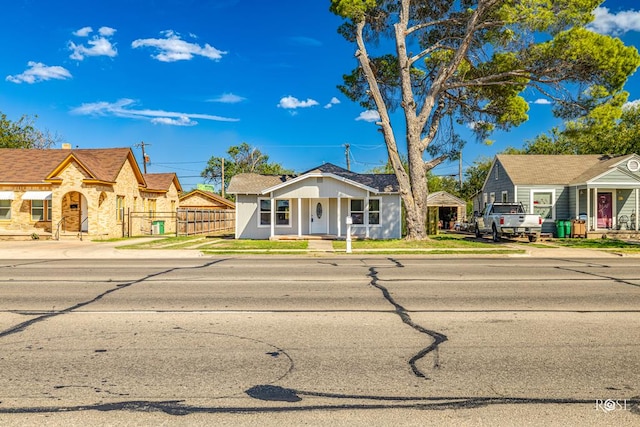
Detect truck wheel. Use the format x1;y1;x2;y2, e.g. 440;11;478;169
528;235;538;243
475;226;481;238
492;225;500;242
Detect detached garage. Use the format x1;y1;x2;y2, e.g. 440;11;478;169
427;191;467;231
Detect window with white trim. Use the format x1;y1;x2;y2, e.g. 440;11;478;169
350;199;364;224
275;199;290;226
349;198;381;226
0;200;11;220
531;190;554;219
368;199;380;225
501;191;508;202
258;198;291;227
31;200;51;221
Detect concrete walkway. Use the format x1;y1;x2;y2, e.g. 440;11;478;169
306;239;335;253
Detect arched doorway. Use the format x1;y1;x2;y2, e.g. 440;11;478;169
61;191;89;233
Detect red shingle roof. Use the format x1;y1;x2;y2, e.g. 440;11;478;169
143;173;182;192
0;147;140;184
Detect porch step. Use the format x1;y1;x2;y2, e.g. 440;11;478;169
0;231;52;241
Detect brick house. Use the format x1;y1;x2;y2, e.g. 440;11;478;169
0;147;181;239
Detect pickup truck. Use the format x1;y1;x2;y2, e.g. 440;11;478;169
473;202;542;242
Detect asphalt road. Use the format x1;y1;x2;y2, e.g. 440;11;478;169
0;256;638;426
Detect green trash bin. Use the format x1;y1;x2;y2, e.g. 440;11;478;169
555;220;565;238
152;220;165;234
564;220;571;238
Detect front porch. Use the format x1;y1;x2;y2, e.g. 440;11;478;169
575;187;639;234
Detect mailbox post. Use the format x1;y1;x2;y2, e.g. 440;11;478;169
345;216;352;253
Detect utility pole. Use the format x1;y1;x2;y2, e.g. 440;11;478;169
459;150;463;191
221;158;225;198
344;143;351;171
135;141;151;174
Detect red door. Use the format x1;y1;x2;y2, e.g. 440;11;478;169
597;192;612;229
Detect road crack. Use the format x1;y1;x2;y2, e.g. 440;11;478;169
367;260;447;379
0;259;228;340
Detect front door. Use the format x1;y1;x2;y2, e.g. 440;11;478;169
310;198;329;234
597;192;612;229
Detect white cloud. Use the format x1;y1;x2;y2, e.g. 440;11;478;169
533;98;552;105
324;97;341;109
6;61;72;84
99;26;116;37
69;26;117;60
277;96;319;109
355;110;380;122
209;93;246;103
70;98;239;125
151;116;196;126
587;7;640;35
73;26;93;37
623;99;640;110
132;30;226;62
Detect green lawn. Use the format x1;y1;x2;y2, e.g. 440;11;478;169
551;238;640;249
118;236;308;251
543;237;640;254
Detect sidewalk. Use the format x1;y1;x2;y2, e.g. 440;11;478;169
0;237;632;259
0;239;204;259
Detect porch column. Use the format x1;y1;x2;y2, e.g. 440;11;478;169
586;187;591;230
270;192;275;239
365;191;370;239
297;198;302;237
574;187;579;220
337;196;341;237
593;187;599;230
634;188;640;231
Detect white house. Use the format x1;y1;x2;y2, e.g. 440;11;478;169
227;163;401;240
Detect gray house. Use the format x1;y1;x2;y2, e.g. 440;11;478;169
482;154;640;236
227;163;401;240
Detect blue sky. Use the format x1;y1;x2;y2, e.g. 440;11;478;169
1;1;640;190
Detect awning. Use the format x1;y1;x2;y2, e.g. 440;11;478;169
0;191;15;200
21;191;52;200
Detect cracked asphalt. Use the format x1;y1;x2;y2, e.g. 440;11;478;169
0;256;638;426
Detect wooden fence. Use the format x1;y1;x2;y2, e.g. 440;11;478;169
176;208;235;236
126;209;235;237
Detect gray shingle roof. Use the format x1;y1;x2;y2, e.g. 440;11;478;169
495;154;631;185
227;163;399;194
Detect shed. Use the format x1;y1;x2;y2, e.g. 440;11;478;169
427;191;466;230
